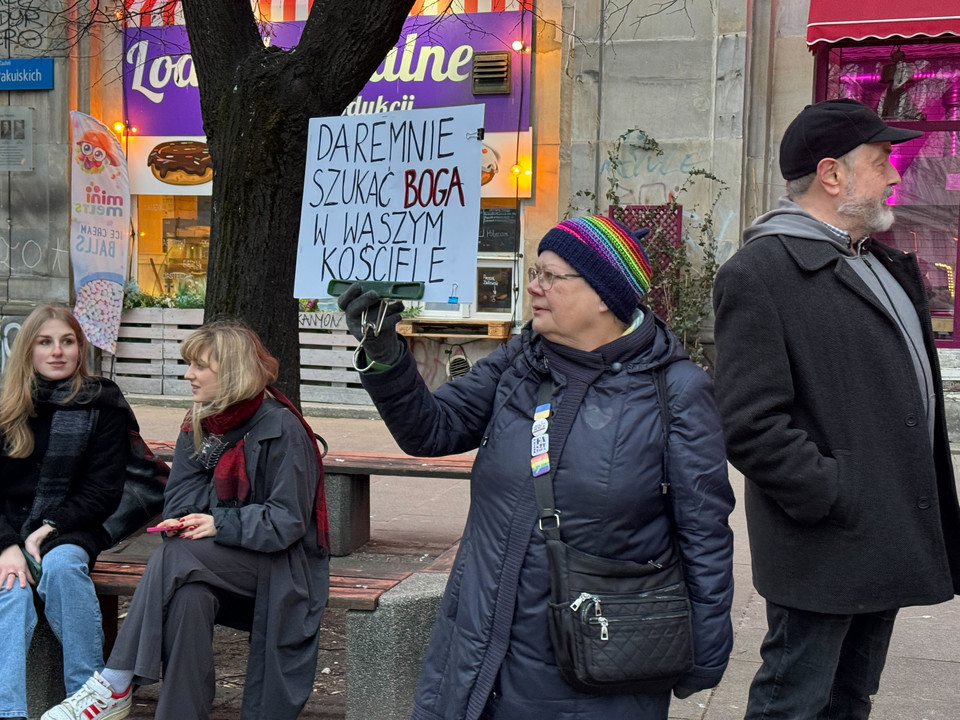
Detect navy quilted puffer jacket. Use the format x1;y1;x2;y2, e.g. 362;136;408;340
361;312;734;720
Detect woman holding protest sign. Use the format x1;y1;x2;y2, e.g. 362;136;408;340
338;215;735;719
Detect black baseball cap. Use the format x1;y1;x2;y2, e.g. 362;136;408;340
779;99;923;180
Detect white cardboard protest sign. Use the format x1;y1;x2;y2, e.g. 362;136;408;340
295;104;484;303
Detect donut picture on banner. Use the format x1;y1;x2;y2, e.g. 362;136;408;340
147;140;212;185
480;143;499;186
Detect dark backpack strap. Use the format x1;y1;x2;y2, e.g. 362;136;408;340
314;433;328;458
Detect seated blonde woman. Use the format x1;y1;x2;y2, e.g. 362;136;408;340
0;303;132;720
44;320;329;720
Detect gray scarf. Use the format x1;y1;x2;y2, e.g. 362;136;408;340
20;379;98;535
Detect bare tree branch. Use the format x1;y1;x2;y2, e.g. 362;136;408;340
632;0;695;33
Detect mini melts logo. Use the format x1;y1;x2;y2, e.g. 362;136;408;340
75;130;121;174
75;183;125;218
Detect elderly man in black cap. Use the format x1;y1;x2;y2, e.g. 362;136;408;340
713;98;960;719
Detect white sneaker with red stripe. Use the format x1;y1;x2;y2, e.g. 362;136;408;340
41;672;132;720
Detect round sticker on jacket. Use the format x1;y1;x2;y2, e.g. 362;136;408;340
532;418;548;436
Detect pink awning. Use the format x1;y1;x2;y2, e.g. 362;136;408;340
807;1;960;47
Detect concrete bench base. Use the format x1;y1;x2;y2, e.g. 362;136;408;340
26;616;65;720
345;572;449;720
325;471;372;556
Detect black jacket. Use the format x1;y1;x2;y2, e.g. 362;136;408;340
0;377;130;564
714;215;960;614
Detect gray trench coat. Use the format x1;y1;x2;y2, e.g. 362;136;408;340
163;398;329;719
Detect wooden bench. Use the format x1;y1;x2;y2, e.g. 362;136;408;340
29;448;469;716
29;539;462;717
145;441;476;556
319;450;474;555
91;531;463;654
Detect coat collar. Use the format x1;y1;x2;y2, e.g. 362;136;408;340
779;235;853;272
776;234;927;323
778;233;911;272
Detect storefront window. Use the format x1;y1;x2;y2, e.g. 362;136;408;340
135;195;210;298
420;198;521;319
822;42;960;345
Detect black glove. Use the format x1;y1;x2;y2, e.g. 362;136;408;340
337;282;404;366
673;686;698;700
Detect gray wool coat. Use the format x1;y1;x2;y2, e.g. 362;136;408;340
714;232;960;614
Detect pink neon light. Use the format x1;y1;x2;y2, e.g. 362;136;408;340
840;72;960;82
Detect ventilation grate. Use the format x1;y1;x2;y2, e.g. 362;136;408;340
448;349;472;379
471;51;511;95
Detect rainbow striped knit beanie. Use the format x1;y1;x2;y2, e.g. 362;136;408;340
537;215;652;324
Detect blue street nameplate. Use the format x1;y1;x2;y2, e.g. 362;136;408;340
0;58;54;91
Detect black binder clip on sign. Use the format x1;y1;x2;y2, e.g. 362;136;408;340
327;280;425;372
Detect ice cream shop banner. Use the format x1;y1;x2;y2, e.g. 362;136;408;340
122;11;532;197
69;112;131;354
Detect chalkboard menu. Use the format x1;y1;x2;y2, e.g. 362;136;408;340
478;206;519;253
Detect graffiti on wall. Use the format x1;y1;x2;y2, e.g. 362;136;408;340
408;337;500;392
1;317;22;374
0;1;49;51
298;311;346;329
589;130;739;257
0;235;69;275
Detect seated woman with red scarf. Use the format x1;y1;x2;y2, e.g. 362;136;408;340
44;320;330;720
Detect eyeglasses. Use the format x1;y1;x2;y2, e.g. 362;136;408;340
527;267;583;290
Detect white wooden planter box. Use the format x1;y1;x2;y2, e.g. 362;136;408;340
100;308;372;406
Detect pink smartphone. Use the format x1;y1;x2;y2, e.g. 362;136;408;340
146;524;182;533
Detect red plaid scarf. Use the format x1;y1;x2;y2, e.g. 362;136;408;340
181;388;329;550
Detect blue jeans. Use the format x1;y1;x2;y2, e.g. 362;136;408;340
745;600;898;720
0;544;104;717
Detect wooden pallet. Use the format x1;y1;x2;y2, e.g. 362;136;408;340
397;317;512;341
101;309;374;406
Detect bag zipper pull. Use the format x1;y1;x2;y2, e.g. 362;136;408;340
599;616;609;641
570;592;592;611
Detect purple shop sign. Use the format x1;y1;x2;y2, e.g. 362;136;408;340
123;12;530;137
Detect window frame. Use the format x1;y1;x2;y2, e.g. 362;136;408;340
815;38;960;347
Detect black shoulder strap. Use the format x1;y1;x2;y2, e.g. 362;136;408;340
219;406;271;450
654;368;671;496
204;403;278;477
533;374;587;542
532;376;559;538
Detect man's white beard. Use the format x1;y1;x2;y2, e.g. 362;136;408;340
837;182;896;235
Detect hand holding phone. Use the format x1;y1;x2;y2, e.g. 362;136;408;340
146;522;184;533
20;548;41;583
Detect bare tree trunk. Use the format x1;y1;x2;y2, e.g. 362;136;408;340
179;0;414;406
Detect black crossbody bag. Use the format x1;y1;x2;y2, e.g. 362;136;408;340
535;370;694;695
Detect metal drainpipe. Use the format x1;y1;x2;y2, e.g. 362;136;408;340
593;0;606;215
